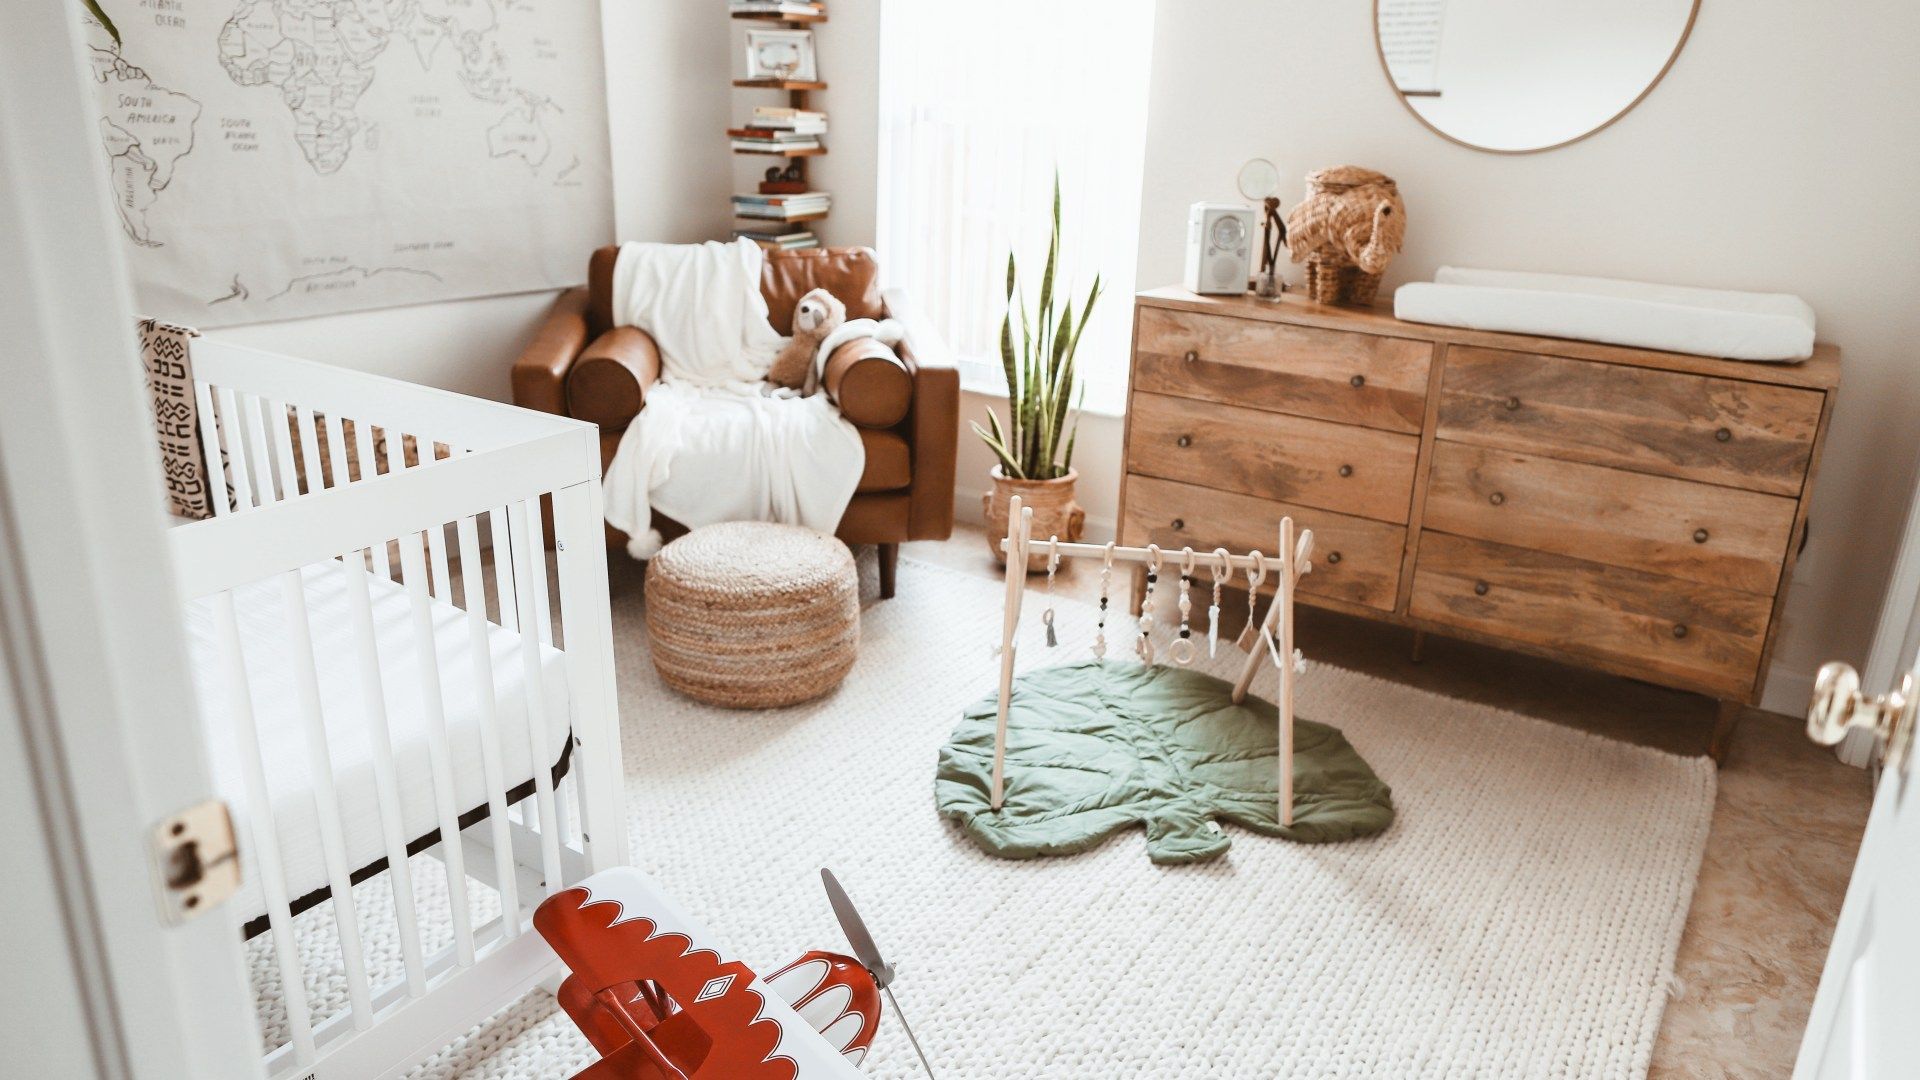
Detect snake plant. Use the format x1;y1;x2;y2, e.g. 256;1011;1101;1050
971;174;1102;481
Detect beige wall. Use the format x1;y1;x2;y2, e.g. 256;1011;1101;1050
212;3;737;400
215;2;1920;714
1130;0;1920;711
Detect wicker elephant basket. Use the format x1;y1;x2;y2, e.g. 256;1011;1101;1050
1285;166;1406;307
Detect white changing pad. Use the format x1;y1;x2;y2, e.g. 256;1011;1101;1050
1393;266;1816;361
183;561;571;921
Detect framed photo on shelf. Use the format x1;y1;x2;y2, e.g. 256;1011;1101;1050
744;28;817;82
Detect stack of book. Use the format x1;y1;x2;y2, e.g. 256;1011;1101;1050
728;128;822;154
731;192;831;220
748;105;826;134
729;1;824;17
728;106;828;154
733;226;821;251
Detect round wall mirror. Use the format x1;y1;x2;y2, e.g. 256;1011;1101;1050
1373;0;1699;153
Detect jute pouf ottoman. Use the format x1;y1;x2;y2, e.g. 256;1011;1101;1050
643;522;859;708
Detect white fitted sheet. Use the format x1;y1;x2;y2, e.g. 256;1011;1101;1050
1393;266;1816;361
184;561;571;920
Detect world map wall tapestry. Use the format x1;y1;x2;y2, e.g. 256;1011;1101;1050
84;1;614;326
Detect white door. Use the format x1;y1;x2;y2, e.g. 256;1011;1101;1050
0;5;262;1078
1793;646;1920;1074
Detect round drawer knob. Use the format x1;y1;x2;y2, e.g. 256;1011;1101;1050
1350;374;1366;388
1326;551;1343;565
1715;427;1732;442
1183;349;1199;363
1171;518;1185;531
1489;491;1506;506
1473;581;1490;596
1693;528;1710;544
1504;396;1522;411
1338;464;1354;478
1176;434;1192;448
1672;623;1690;639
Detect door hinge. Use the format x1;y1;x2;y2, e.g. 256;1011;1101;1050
152;799;240;925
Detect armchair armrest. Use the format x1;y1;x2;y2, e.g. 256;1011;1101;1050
513;287;593;416
884;287;959;540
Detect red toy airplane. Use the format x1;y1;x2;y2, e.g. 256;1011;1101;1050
536;866;931;1079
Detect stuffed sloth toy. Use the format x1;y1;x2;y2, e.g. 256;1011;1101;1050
766;287;845;393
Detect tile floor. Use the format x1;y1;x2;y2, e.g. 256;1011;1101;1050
904;525;1873;1079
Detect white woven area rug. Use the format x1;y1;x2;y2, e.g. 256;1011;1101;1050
255;554;1716;1079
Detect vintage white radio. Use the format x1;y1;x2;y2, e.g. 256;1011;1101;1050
1182;201;1255;295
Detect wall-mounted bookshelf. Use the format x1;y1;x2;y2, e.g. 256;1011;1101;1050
729;2;830;252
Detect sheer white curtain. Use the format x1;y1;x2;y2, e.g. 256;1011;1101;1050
876;0;1155;414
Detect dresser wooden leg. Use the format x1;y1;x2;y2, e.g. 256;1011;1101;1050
1129;564;1147;616
1410;630;1427;664
1709;698;1743;764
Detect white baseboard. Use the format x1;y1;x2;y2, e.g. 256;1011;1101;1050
1758;663;1816;720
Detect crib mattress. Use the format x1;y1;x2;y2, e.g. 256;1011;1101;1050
183;561;572;921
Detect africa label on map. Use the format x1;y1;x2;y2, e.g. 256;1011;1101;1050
83;1;612;327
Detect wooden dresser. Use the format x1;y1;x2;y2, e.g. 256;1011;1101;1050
1120;287;1841;758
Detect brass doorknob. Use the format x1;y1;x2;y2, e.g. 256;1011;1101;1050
1184;349;1199;363
1809;661;1915;771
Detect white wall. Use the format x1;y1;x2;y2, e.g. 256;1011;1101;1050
213;3;737;401
1132;0;1920;711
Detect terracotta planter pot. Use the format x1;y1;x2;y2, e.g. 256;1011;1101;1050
983;467;1085;571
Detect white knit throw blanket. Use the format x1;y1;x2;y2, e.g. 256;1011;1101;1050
601;239;865;558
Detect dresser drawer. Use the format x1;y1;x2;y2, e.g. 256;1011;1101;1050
1409;532;1773;696
1424;441;1798;594
1127;391;1419;524
1436;346;1824;496
1133;306;1432;432
1121;475;1404;611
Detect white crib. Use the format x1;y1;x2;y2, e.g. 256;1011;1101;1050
166;339;628;1080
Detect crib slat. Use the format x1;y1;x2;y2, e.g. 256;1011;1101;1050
525;500;554;648
194;381;231;518
278;567;375;1028
295;406;324;494
350;420;392;580
397;527;478;966
552;481;627;874
320;413;351;494
336;555;430;998
268;398;301;499
456;516;521;933
488;506;518;632
509;501;566;891
210;590;315;1065
241;393;278;505
214;389;255;512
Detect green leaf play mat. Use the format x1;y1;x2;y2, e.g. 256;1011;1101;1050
936;660;1394;864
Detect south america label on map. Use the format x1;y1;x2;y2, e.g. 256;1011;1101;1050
83;1;613;327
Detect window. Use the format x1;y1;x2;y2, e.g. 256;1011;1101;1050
877;1;1155;415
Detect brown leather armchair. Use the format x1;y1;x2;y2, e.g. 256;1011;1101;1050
512;245;958;598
